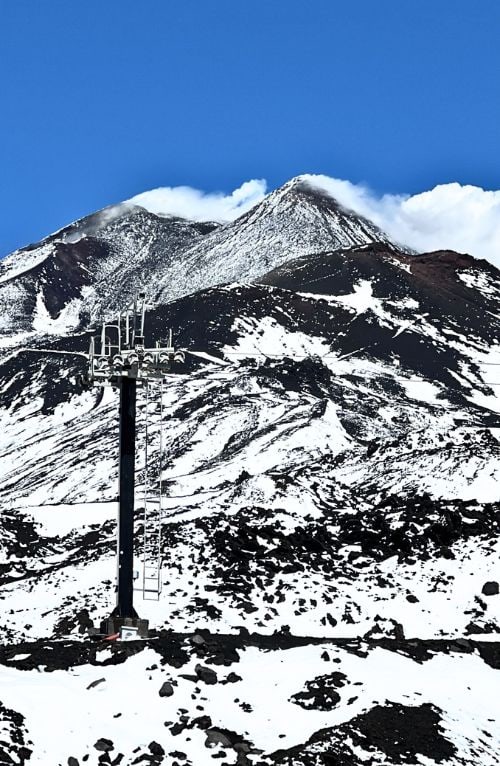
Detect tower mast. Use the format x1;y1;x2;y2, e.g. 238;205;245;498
83;293;183;639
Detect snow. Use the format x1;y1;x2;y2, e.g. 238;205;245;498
222;315;331;359
0;243;54;284
298;281;424;341
32;290;82;334
299;280;392;326
332;280;382;314
459;269;500;295
400;378;444;405
1;642;498;765
26;502;118;538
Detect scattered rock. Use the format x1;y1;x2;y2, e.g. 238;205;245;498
149;741;165;757
363;616;405;640
225;671;242;683
195;664;218;684
481;581;499;596
159;681;174;697
205;729;233;748
406;594;419;603
86;678;106;690
193;715;212;729
290;672;347;711
94;738;114;752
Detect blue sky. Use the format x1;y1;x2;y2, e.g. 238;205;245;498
1;0;499;256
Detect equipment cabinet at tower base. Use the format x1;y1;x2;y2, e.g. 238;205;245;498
99;615;150;640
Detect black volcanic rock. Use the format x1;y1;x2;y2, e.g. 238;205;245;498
482;581;499;596
270;702;457;765
194;664;218;684
94;738;114;752
290;671;347;711
159;681;174;697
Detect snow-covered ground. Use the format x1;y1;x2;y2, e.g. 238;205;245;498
1;636;498;765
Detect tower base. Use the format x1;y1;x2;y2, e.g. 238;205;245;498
99;615;150;640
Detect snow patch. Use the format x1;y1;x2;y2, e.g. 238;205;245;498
32;290;82;335
222;316;331;359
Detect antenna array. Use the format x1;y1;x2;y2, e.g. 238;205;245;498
85;291;184;387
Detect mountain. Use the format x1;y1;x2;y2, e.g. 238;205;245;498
151;176;403;303
0;202;218;338
0;177;398;342
0;180;499;765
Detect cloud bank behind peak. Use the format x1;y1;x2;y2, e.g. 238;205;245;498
129;174;500;267
303;174;500;266
129;179;267;223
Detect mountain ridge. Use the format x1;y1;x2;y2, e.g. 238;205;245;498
0;177;409;339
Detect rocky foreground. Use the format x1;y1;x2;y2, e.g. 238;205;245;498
1;631;499;766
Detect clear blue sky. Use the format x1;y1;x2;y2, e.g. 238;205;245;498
1;0;499;256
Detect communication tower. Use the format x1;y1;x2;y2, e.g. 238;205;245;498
82;292;184;639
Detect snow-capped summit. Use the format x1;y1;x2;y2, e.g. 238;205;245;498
151;175;401;303
0;177;399;340
0;204;218;338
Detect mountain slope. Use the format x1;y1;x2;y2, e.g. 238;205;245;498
0;177;401;342
0;203;218;338
1;243;499;642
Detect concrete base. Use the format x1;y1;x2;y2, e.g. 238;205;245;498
99;615;150;639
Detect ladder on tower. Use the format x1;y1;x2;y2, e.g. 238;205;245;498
138;378;165;601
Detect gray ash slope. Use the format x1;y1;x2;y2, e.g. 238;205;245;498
0;181;500;764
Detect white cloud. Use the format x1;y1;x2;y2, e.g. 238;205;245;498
128;173;500;267
303;174;500;266
129;179;267;223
